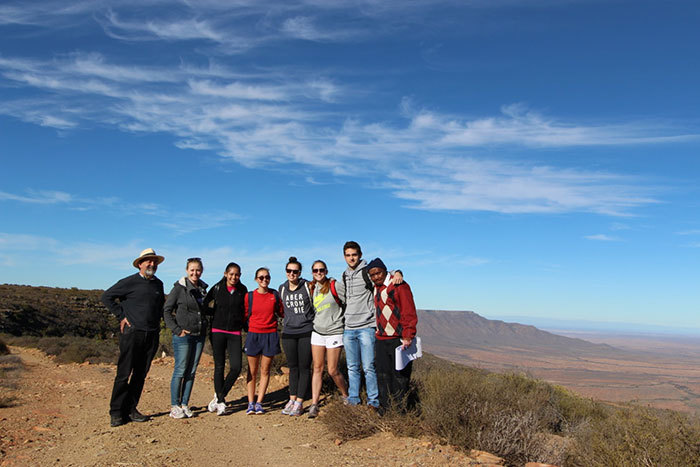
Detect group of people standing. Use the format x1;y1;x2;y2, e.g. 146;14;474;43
101;241;418;427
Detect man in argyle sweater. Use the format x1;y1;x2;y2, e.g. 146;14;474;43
366;257;418;412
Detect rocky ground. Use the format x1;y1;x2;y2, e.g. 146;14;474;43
0;346;528;466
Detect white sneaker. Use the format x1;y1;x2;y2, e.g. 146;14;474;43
208;395;218;413
216;401;226;416
169;405;185;419
181;405;194;418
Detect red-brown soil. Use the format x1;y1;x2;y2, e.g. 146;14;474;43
0;346;500;466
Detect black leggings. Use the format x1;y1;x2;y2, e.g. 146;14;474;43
211;332;242;403
281;334;312;399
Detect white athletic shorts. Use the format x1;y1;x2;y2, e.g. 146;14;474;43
310;331;344;349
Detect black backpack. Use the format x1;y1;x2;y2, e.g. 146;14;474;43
342;267;373;293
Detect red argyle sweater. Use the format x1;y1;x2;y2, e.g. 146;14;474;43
373;281;417;341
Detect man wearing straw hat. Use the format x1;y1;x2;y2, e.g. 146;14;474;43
101;248;165;427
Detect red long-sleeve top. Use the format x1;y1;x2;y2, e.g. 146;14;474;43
373;280;418;341
244;289;284;333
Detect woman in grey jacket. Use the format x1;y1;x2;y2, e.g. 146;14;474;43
307;260;348;418
163;257;208;419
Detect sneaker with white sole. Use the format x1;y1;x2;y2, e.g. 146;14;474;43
254;402;265;414
169;405;185;419
216;401;226;416
207;395;218;413
181;405;194;418
246;402;255;415
289;402;303;416
281;399;294;415
307;404;319;419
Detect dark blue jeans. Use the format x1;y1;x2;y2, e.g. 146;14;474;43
170;333;205;406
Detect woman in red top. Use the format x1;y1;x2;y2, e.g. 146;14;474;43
243;267;283;414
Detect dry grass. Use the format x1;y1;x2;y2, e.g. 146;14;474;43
321;353;700;467
2;334;119;364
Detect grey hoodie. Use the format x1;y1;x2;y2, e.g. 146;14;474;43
279;279;314;334
343;260;375;330
163;277;208;336
311;278;346;335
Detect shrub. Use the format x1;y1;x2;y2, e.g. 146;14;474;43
568;406;700;467
0;337;9;355
323;400;423;441
322;353;700;466
1;334;119;364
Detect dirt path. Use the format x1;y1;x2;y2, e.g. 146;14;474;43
0;347;492;466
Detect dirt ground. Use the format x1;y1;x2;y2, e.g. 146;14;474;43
0;346;501;466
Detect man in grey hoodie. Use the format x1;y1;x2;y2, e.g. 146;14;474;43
341;241;402;408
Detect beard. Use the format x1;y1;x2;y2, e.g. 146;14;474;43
143;267;156;278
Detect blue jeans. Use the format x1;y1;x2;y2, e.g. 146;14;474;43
343;328;379;407
171;333;205;406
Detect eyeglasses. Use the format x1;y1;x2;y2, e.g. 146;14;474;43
257;275;271;281
285;269;300;274
312;268;327;273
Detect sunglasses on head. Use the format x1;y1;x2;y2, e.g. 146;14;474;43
257;275;271;281
312;268;327;273
285;268;300;274
187;257;201;262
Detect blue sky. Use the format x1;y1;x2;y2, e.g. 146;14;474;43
1;0;699;332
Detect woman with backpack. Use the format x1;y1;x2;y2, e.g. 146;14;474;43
243;267;283;415
307;260;349;418
278;257;315;416
203;262;248;415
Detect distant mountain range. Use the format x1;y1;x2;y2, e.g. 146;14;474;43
418;309;617;357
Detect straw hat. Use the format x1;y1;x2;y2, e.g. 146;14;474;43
132;248;165;268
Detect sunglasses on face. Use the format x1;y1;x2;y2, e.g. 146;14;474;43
285;269;300;274
257;275;271;281
312;268;327;273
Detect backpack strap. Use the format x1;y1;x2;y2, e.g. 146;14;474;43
247;291;254;314
271;289;282;317
329;279;343;307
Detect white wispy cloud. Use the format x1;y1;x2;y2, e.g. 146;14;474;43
0;189;242;233
584;234;621;241
0;190;73;204
0;3;694;217
386;157;658;216
0;51;675;214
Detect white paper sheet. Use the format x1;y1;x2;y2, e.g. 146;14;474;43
395;336;422;371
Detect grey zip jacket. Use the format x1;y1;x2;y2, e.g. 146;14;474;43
163;277;208;337
343;260;375;330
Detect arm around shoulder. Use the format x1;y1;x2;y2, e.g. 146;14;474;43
396;283;417;340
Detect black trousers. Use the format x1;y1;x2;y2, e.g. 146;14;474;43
109;328;159;416
281;334;312;399
375;337;412;410
211;332;242;402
